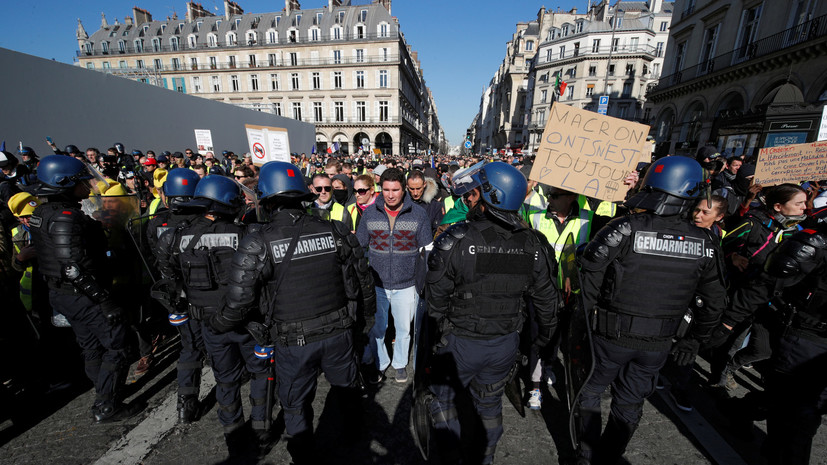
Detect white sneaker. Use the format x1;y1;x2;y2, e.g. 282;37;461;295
528;389;542;410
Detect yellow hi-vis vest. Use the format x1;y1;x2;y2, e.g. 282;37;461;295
530;208;594;288
520;190;548;223
346;203;360;231
578;194;617;217
11;225;33;312
149;197;163;216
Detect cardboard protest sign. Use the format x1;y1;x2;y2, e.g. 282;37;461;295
529;103;649;202
245;124;291;166
754;140;827;186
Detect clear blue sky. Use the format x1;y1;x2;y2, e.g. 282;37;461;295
1;0;580;145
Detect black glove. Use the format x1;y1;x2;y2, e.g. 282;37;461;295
208;312;237;334
670;337;701;366
245;321;271;346
100;300;125;326
705;324;733;350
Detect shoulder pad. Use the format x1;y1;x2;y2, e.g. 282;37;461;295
798;228;827;249
238;232;267;256
597;215;633;248
434;222;469;251
765;230;824;278
331;217;352;238
606;215;633;237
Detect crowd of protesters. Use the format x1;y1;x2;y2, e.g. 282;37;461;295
1;137;825;465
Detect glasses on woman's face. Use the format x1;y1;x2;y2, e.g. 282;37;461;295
355;188;371;195
234;175;247;180
314;185;332;192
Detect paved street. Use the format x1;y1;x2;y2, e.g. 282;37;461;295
1;335;825;465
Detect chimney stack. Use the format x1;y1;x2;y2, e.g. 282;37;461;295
285;0;301;16
224;0;243;19
328;0;342;8
100;12;108;29
133;6;152;25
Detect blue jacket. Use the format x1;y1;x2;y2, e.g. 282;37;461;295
356;196;432;290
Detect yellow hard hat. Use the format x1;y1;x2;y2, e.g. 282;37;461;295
154;168;168;189
8;192;41;217
102;184;128;197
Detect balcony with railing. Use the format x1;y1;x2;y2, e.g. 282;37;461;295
77;31;401;57
649;14;827;95
538;44;658;66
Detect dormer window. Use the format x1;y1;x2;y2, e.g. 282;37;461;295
309;27;320;41
161;24;167;34
196;20;203;31
378;22;389;38
102;41;109;53
247;31;257;45
331;25;343;40
118;40;126;52
288;28;298;43
208;33;217;47
337;11;345;24
142;25;149;33
226;32;237;45
188;34;197;48
235;18;241;29
295;14;302;26
152;37;161;51
216;19;222;28
178;23;185;33
84;42;93;54
576;21;584;33
562;24;569;36
134;39;144;52
276;16;281;27
315;13;322;25
170;36;179;51
267;29;278;44
355;24;365;39
360;9;367;22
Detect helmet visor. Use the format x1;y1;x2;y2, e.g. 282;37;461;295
451;161;485;197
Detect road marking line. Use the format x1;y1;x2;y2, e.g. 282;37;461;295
655;389;747;465
93;367;215;465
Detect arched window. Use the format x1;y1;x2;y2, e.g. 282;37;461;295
267;29;278;44
208;33;217;47
134;39;144;52
246;30;257;45
309;27;320;41
151;37;161;51
169;36;179;51
188;34;197;48
226;32;237;46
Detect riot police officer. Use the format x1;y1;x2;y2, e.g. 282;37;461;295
155;175;268;456
422;161;559;465
29;155;141;422
719;215;826;465
147;168;204;422
574;156;727;465
217;161;376;465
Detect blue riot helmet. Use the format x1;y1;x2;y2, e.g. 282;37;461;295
36;155;94;196
451;161;527;212
625;156;706;216
257;161;315;203
163;168;201;210
131;149;143;158
64;145;81;155
191;174;243;216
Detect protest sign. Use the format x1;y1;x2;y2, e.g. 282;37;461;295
244;124;291;166
529;102;649;202
754;140;827;186
194;129;213;153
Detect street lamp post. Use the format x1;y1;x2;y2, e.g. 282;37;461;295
603;9;624;96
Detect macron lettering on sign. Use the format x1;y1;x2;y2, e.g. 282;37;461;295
632;231;712;259
270;232;337;263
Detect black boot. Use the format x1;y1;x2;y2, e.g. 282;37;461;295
224;424;254;459
286;430;317;465
93;401;145;424
177;394;200;423
594;414;637;465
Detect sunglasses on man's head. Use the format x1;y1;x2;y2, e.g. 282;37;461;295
314;185;332;192
355;188;371;195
